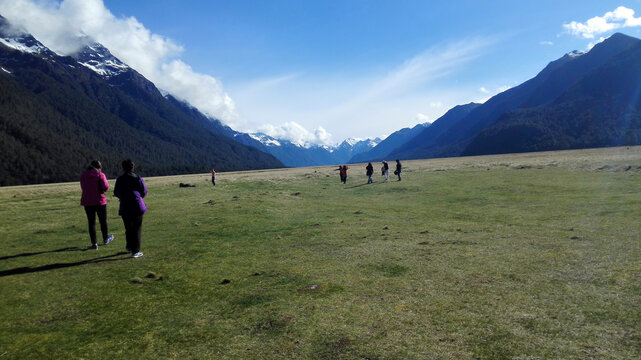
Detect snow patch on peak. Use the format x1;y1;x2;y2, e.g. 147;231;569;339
342;137;362;146
567;50;586;58
249;133;281;147
72;41;130;78
0;35;48;54
0;18;54;56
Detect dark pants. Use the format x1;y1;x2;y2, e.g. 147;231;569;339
212;177;216;186
84;205;108;245
122;214;144;253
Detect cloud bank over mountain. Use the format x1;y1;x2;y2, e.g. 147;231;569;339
258;122;333;147
0;0;239;126
564;6;641;39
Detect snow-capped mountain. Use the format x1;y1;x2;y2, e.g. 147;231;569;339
72;39;129;78
0;15;56;57
231;132;381;167
332;137;382;162
162;93;381;167
349;122;433;163
0;14;282;185
0;13;380;169
248;133;283;147
0;13;409;170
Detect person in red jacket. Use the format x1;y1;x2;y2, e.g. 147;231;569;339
335;165;349;184
80;160;113;250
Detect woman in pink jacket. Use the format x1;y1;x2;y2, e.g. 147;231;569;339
80;160;113;249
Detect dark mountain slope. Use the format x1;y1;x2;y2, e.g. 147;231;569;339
394;33;641;159
463;40;641;155
0;33;281;185
350;123;429;163
388;103;480;159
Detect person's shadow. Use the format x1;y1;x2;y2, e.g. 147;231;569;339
0;248;131;277
344;182;381;189
0;246;84;261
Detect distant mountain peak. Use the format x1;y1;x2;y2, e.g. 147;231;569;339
247;133;282;147
591;31;641;53
0;15;52;56
339;137;361;147
567;50;586;58
71;38;129;78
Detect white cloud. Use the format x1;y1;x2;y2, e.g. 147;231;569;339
475;85;512;104
258;122;334;147
0;1;498;144
230;38;495;142
563;6;641;39
539;41;554;46
587;36;607;50
0;0;237;124
235;37;496;141
159;60;239;127
415;113;431;124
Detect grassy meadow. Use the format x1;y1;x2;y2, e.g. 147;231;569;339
1;147;640;359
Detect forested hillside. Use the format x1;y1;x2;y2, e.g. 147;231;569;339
0;29;282;185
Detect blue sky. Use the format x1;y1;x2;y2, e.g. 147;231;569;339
3;0;641;145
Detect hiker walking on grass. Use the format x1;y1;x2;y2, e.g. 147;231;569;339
340;165;349;184
114;159;147;258
335;165;348;184
382;161;389;181
395;159;402;181
366;162;374;184
80;160;114;250
211;168;216;186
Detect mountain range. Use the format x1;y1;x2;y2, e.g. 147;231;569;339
2;10;641;185
234;134;381;167
349;122;431;163
374;32;641;161
164;94;381;167
0;15;288;185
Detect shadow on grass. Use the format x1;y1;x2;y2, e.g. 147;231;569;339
0;246;84;261
0;252;131;277
343;182;383;189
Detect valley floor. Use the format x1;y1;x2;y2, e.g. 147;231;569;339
1;146;640;359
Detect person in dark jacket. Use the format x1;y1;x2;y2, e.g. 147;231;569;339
366;162;374;184
395;159;402;181
340;165;349;184
382;161;389;181
80;160;113;249
114;159;148;258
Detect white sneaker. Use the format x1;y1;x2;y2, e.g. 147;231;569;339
103;234;114;245
131;252;143;258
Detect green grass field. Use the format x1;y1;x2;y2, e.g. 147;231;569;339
1;147;640;359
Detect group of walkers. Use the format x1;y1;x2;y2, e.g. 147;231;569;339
80;159;147;258
340;159;402;184
80;158;401;254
